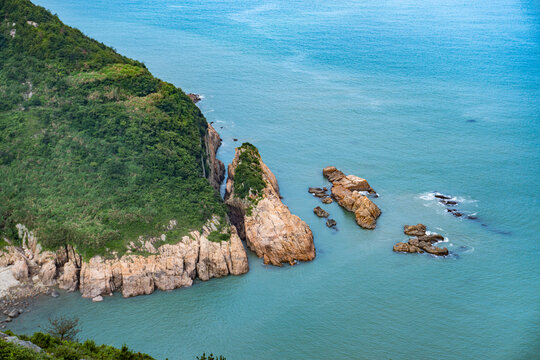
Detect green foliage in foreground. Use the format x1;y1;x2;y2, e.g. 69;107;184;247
0;332;227;360
232;143;265;201
0;0;226;258
1;331;154;360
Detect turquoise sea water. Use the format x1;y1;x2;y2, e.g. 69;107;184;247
9;0;540;359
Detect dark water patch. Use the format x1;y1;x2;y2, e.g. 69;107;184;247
466;119;478;123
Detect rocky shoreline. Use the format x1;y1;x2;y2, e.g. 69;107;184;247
0;129;319;319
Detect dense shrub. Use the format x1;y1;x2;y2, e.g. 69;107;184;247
0;0;225;258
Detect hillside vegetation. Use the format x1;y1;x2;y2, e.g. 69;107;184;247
0;0;225;258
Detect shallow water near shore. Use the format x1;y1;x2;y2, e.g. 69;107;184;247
9;0;540;359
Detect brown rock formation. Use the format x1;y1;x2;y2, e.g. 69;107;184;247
11;260;28;282
58;261;78;292
393;224;449;256
187;93;202;103
404;224;426;236
225;145;315;266
205;123;226;191
313;206;329;218
323;166;381;229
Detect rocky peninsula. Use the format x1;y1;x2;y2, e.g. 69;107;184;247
225;143;315;266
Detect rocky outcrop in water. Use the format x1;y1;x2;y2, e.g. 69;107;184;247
323;166;381;229
225;144;315;266
313;206;329;218
205;123;226;191
187;93;202;103
393;224;449;256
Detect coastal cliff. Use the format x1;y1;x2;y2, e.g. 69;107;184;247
0;218;248;301
224;144;315;266
205;123;226;191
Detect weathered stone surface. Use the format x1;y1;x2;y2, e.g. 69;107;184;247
225;147;315;266
313;206;329;218
404;224;427;236
393;242;423;253
11;260;28;282
321;197;333;204
80;257;115;298
58;261;79;292
394;225;448;256
323;166;381;229
205;123;226;191
92;295;103;302
326;219;337;228
323;166;375;193
79;221;248;298
38;260;56;286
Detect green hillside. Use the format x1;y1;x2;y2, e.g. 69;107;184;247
0;0;225;258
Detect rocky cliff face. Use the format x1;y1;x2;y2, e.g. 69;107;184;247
224;144;315;266
205;123;226;191
323;166;381;229
0;218;248;300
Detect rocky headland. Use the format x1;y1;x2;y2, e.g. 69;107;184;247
322;166;381;229
0;122;249;315
225;143;315;266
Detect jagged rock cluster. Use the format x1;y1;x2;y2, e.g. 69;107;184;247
225;146;315;266
393;224;449;256
322;166;381;229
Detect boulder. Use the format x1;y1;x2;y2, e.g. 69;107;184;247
225;145;315;266
38;260;57;286
403;224;426;236
394;225;449;257
323;166;380;229
11;260;28;282
313;206;329;218
321;197;333;204
326;219;337;228
58;261;79;292
92;295;103;302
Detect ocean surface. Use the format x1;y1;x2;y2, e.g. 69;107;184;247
9;0;540;359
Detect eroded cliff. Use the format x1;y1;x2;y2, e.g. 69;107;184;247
224;143;315;266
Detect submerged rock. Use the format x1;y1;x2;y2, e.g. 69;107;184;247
323;166;381;229
225;143;315;266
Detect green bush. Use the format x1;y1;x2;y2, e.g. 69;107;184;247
233;143;266;200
